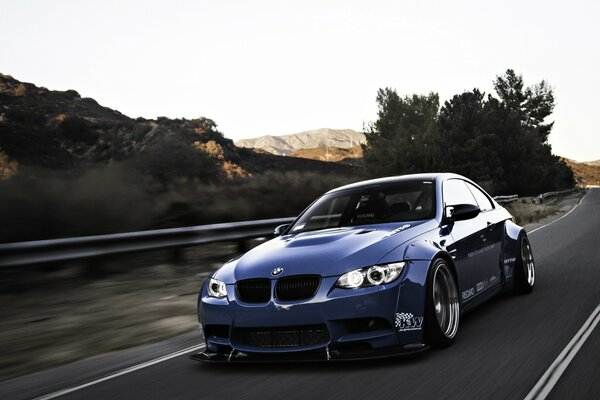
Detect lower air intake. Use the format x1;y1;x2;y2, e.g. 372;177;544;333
237;324;330;348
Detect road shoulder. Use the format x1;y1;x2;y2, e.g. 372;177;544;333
0;330;202;400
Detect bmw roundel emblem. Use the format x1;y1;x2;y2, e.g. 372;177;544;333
271;267;284;276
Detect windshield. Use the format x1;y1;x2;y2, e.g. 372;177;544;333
289;180;436;234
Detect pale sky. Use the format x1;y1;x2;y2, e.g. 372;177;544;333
1;0;599;161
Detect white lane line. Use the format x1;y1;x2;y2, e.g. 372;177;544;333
524;304;600;400
524;190;597;399
528;191;587;234
33;344;205;400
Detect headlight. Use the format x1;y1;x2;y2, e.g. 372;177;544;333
336;262;405;289
208;278;227;298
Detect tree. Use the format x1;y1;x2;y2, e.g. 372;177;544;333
491;69;573;194
363;89;439;177
493;69;555;139
435;89;504;193
363;70;574;195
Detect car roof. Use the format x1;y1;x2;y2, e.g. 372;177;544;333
326;173;466;194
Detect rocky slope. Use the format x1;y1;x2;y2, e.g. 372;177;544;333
563;158;600;187
290;145;363;165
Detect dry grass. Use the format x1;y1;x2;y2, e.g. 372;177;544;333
0;151;18;180
505;199;561;225
290;146;363;163
504;190;584;227
0;244;239;381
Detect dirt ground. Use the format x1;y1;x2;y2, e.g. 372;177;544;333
0;245;233;381
504;190;585;230
0;190;585;381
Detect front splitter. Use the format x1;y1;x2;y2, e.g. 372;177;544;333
190;343;428;363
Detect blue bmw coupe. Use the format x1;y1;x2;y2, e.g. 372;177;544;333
192;173;535;362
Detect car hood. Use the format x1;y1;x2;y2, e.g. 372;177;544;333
214;219;438;283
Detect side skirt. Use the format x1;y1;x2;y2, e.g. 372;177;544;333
460;282;503;314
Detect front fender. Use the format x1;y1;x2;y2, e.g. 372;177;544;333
501;220;526;291
382;240;457;346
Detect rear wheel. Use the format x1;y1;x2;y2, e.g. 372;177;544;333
514;235;535;294
425;258;460;348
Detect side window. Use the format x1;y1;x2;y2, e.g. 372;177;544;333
443;179;477;207
466;182;494;212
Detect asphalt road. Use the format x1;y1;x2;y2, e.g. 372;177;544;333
10;189;600;400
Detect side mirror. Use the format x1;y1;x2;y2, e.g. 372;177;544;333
273;224;290;236
445;204;480;223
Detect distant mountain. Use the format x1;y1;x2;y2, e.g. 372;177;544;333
583;159;600;167
235;128;366;155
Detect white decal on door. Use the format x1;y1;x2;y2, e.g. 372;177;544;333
462;288;475;300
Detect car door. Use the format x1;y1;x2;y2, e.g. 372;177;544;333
464;181;503;289
442;179;496;303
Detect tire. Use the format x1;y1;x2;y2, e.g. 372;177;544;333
425;258;460;348
514;235;535;294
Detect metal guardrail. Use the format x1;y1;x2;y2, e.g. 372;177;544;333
538;188;577;203
0;217;296;268
493;194;518;204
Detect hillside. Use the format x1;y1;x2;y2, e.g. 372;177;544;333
563;158;600;187
235;128;365;155
290;145;363;165
0;73;354;180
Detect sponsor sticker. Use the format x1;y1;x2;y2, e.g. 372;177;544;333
476;280;489;292
395;312;423;332
468;244;495;259
462;287;475;300
385;224;412;237
357;213;375;219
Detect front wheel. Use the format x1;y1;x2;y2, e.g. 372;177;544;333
425;258;460;348
514;235;535;294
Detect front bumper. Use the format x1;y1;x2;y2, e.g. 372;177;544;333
198;262;430;359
